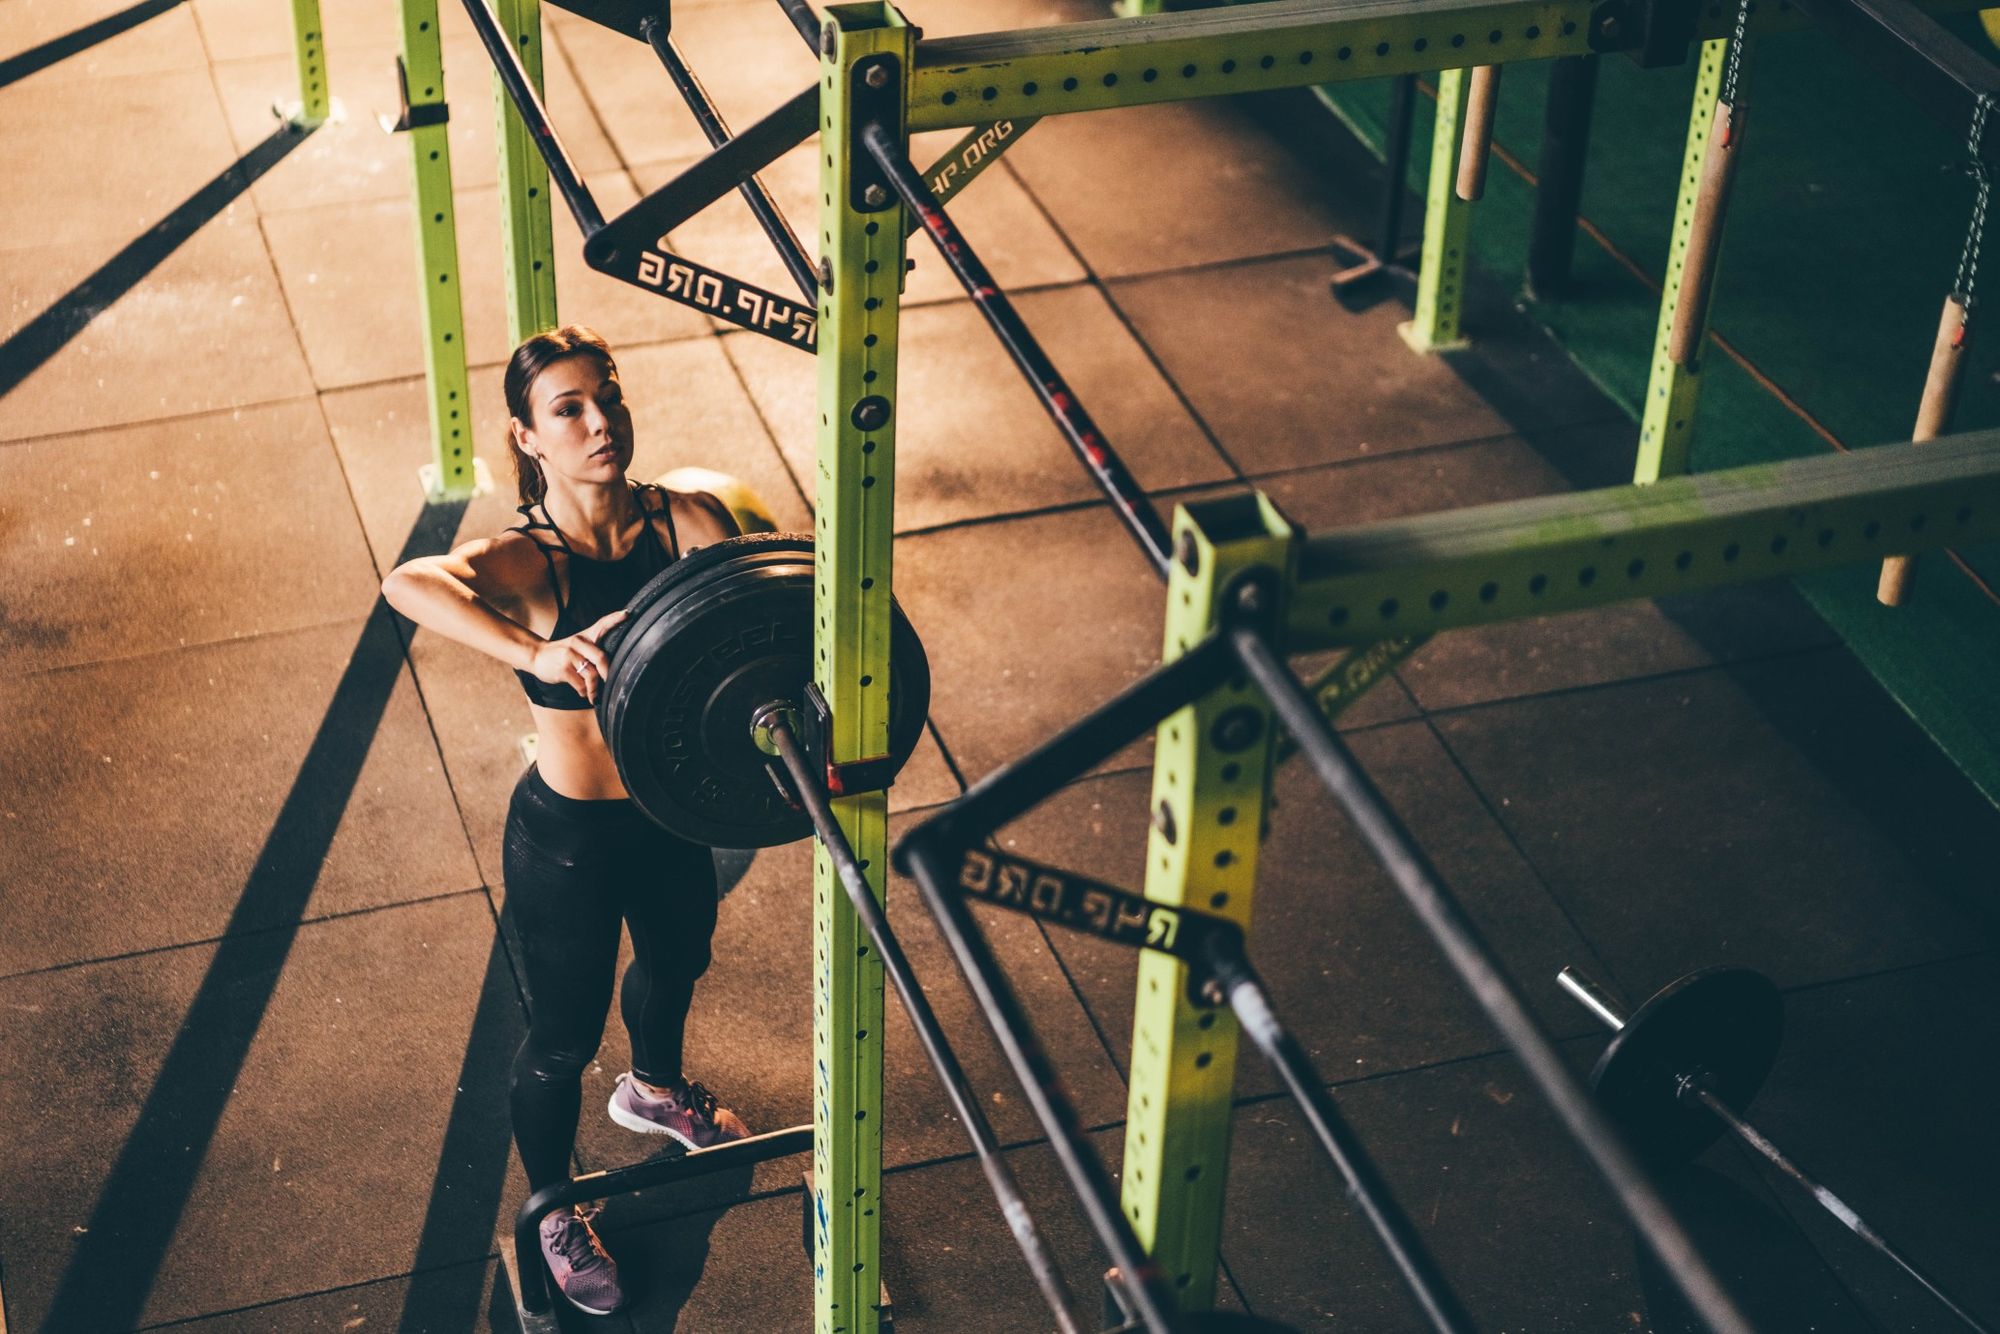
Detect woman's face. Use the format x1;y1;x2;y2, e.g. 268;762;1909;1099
515;354;633;485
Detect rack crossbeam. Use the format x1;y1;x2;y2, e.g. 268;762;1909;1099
1285;433;2000;652
905;0;1987;128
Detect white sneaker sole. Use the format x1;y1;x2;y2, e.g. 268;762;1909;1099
607;1088;699;1152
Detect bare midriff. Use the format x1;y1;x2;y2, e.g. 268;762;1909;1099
529;703;629;800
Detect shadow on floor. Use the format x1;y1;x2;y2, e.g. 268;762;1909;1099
0;0;186;89
0;123;309;402
35;500;466;1333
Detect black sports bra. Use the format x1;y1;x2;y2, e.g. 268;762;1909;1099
508;483;681;711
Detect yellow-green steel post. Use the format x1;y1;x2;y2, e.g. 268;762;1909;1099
1123;492;1296;1310
1403;67;1475;353
288;0;330;127
1636;38;1733;482
400;0;475;500
494;0;559;343
814;7;911;1331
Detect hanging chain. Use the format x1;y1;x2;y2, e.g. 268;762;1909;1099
1720;0;1753;108
1952;94;1994;322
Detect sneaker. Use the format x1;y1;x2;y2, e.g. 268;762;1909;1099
537;1203;626;1315
608;1073;749;1150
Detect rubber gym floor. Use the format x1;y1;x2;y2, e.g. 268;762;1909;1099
3;0;1998;1328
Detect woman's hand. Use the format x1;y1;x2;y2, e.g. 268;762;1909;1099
527;609;629;704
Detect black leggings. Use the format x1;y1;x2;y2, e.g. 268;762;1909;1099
502;765;720;1194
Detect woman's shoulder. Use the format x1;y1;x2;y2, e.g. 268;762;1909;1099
642;481;738;542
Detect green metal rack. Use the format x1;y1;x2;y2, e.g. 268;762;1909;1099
813;9;913;1329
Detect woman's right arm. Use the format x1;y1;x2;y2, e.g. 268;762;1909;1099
381;535;545;671
381;535;626;697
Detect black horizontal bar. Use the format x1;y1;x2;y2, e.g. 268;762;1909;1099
1205;951;1478;1334
513;1124;812;1313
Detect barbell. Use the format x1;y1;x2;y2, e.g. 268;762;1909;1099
1562;965;1993;1333
595;531;931;847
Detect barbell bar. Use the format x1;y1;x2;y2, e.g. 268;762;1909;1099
1559;965;1994;1333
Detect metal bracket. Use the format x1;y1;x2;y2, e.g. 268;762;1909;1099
851;55;906;212
804;683;902;797
1587;0;1702;67
381;54;449;132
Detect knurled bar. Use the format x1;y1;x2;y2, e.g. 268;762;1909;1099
641;15;818;300
460;0;604;233
859;120;1176;576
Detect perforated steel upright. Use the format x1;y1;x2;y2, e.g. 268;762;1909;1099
1124;494;1295;1310
814;7;911;1331
493;0;559;342
1636;37;1736;482
1404;66;1475;353
398;0;476;500
288;0;330;127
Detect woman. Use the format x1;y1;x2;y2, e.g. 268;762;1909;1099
382;326;748;1315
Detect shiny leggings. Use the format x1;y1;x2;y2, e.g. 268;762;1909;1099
502;765;719;1194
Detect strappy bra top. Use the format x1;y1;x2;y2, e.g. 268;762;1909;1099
509;483;681;711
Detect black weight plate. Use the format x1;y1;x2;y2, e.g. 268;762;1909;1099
1590;967;1783;1168
598;535;930;847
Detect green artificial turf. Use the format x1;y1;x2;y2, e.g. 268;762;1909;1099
1315;26;2000;805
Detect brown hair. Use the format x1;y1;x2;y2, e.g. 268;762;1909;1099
502;324;618;506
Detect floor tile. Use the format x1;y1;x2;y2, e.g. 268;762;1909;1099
0;616;481;974
1740;956;2000;1333
263;173;711;390
1006;726;1608;1099
0;207;317;442
0;0;209;83
1221;1050;1876;1332
891;504;1170;781
1003;99;1343;280
0;67;240;250
160;1257;510;1333
0;894;521;1330
209;36;621;215
1110;253;1562;474
1434;655;1999;999
0;399;382;675
726;284;1232;533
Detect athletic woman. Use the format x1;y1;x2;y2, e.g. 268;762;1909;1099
382;326;748;1315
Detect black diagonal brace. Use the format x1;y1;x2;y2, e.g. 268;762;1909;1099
582;85;819;273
